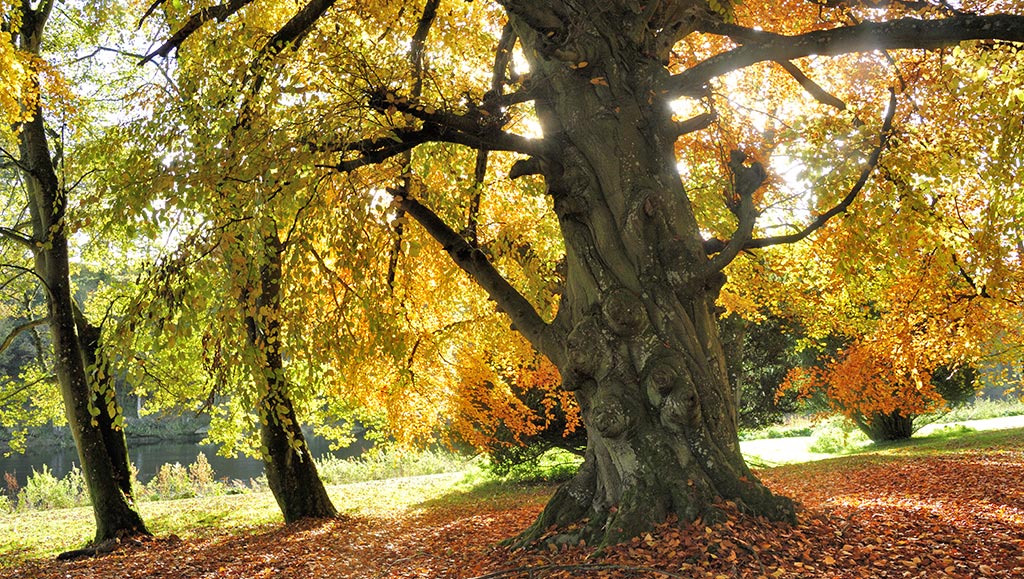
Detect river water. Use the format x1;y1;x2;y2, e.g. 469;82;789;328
0;433;371;489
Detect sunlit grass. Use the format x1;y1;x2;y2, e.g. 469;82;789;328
0;467;557;567
5;418;1024;568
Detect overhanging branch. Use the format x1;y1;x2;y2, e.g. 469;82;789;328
671;14;1024;97
0;226;35;249
774;60;847;111
705;88;899;255
393;194;554;356
322;121;541;173
141;0;255;64
242;0;338;96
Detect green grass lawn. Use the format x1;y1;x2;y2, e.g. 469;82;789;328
0;470;555;567
740;413;1024;466
4;419;1024;569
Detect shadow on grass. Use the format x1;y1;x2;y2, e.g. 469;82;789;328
411;472;557;514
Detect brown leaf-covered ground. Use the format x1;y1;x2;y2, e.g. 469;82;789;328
5;443;1024;578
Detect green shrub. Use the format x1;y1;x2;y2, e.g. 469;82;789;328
488;448;581;484
17;465;88;510
738;423;814;441
937;397;1024;423
146;462;195;500
809;419;869;454
316;449;468;485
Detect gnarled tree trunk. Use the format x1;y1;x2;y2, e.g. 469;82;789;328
245;233;337;523
503;2;794;546
855;411;915;442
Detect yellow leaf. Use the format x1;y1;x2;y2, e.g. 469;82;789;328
590;77;609;86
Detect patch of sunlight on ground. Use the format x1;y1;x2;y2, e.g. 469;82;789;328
741;415;1024;467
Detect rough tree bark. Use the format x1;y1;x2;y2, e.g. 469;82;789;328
244;233;337;522
74;306;135;501
854;411;915;442
14;1;148;545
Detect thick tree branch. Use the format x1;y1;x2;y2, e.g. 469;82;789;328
814;0;968;15
675;112;717;137
409;0;440;97
0;226;35;249
672;14;1024;96
243;0;337;96
468;24;518;246
326;132;424;172
705;89;898;255
702;151;765;274
394;194;555;357
774;60;847;111
389;0;441;291
141;0;255;64
323;120;542;173
497;1;567;37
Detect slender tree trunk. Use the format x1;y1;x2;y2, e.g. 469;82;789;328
245;234;337;522
20;111;148;543
74;306;134;499
503;4;794;546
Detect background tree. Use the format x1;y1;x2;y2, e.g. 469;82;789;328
140;0;1024;547
1;0;148;543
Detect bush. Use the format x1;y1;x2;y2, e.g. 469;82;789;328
139;454;230;501
487;448;581;484
17;465;88;510
146;462;194;500
315;449;468;485
809;419;869;454
188;452;216;492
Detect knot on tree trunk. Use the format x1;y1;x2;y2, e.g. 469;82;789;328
566;316;611;378
601;287;649;336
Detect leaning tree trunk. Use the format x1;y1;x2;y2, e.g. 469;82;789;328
20;112;148;543
74;306;135;500
505;5;795;547
245;234;337;523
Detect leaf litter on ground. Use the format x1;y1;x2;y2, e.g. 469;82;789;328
4;437;1024;578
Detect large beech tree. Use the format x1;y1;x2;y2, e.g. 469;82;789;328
144;0;1024;546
